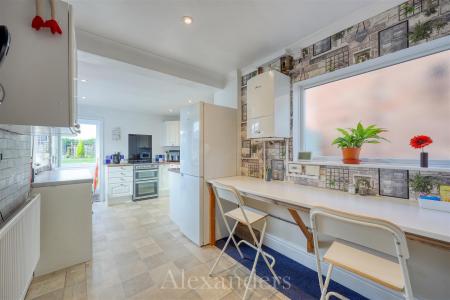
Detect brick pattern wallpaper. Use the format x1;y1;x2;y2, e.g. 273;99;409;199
240;0;450;180
0;129;31;224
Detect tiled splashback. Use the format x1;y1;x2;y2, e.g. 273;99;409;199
0;129;31;224
288;163;450;200
240;0;450;179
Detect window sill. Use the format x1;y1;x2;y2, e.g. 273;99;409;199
292;159;450;173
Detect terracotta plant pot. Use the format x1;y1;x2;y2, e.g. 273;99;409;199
342;147;361;164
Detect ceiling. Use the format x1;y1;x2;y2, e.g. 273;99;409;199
71;0;400;78
77;51;217;116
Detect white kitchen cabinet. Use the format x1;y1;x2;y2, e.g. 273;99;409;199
247;70;290;138
33;182;92;276
164;121;180;147
105;165;134;205
0;1;78;129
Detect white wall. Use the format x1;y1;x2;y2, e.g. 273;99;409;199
213;70;239;109
78;104;166;159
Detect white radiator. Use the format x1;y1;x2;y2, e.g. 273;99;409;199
0;194;40;300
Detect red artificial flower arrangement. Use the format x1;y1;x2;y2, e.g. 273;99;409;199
410;135;433;151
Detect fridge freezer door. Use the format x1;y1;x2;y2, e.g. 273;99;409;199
179;173;202;246
180;103;203;177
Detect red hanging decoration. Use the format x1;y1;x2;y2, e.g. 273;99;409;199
31;0;63;35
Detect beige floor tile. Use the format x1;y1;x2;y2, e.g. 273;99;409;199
135;243;164;259
26;272;66;299
63;281;87;300
30;288;65;300
121;272;154;298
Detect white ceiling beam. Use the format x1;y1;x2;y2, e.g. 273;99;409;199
76;29;226;89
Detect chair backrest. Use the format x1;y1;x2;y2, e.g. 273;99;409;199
211;182;245;207
310;206;410;259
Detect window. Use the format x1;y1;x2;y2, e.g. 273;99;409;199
60;123;97;168
302;50;450;161
32;135;51;172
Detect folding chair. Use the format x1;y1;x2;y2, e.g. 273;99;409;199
209;182;280;300
310;206;414;300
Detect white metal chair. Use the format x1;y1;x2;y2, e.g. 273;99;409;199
310;206;414;300
209;182;280;300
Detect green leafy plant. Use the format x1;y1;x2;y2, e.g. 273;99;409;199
332;122;388;149
76;140;86;158
410;174;435;195
409;21;433;43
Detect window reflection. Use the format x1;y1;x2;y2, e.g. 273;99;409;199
304;50;450;160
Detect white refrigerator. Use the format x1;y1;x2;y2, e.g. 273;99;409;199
179;102;237;246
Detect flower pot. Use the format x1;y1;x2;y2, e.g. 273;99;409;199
342;147;361;164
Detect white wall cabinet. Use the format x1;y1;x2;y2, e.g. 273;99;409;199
105;165;134;205
247;71;290;138
164;121;180;147
0;1;78;130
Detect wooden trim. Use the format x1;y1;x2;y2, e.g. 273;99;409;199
208;183;216;246
406;232;450;251
288;208;314;253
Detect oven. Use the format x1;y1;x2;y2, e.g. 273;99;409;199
133;164;159;200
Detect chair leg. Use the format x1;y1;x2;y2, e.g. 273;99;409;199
320;264;334;300
216;199;244;259
209;220;239;276
256;221;280;285
243;239;262;300
326;291;348;300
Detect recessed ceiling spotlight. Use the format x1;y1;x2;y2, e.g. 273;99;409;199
80;79;88;83
168;108;173;113
182;16;193;25
188;99;192;103
81;96;87;100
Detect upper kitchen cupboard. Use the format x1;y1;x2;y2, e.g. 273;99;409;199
247;70;290;138
164;121;180;147
0;0;77;129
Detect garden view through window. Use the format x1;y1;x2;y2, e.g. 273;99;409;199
303;49;450;162
61;123;97;167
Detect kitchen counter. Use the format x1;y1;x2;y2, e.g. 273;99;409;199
209;176;450;244
32;168;93;188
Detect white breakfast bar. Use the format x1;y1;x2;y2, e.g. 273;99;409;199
207;176;450;251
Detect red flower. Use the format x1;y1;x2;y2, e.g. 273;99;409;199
410;135;433;149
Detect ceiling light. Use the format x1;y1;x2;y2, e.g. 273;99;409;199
168;109;173;113
183;16;193;25
80;79;88;83
81;96;87;100
188;99;192;103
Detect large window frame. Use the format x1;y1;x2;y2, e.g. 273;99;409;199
293;36;450;164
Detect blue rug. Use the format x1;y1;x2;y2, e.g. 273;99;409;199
216;238;367;300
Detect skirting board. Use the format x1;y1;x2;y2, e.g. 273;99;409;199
263;232;403;300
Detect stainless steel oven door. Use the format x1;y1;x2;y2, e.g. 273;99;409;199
135;169;158;181
134;179;158;200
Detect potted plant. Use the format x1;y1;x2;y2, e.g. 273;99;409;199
410;174;435;198
332;122;388;164
409;135;432;168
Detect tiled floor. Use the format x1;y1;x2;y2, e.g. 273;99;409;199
25;197;288;300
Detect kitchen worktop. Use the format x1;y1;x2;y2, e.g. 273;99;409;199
209;176;450;243
32;168;93;188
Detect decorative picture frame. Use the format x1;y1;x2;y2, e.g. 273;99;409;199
379;169;409;199
378;21;409;56
241;140;251;158
313;37;332;56
353;48;371;64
